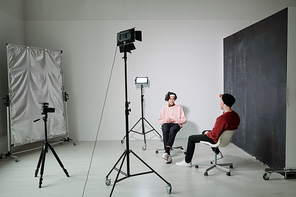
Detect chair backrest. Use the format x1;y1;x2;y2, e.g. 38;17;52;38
216;130;236;148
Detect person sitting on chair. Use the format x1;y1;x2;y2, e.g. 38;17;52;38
158;91;187;164
176;93;240;167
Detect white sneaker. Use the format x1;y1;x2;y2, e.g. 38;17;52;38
210;152;223;162
162;152;169;161
176;159;192;167
166;155;172;163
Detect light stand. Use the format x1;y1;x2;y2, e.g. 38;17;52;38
121;77;162;150
34;103;69;188
105;28;172;197
60;92;76;145
0;95;19;162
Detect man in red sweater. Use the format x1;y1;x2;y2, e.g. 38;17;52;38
176;93;240;167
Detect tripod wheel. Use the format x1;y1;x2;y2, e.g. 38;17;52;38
263;172;271;180
105;178;111;186
166;184;172;194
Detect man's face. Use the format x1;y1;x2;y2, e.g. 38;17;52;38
219;98;224;110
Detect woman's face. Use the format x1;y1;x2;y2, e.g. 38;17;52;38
168;96;176;105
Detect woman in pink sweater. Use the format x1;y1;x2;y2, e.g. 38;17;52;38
158;91;187;163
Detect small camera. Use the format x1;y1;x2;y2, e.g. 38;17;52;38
41;102;55;115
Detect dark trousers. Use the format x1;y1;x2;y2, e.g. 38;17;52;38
185;130;220;163
161;123;180;150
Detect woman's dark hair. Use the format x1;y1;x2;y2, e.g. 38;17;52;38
165;91;177;101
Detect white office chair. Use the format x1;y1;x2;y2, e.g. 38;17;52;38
195;130;236;176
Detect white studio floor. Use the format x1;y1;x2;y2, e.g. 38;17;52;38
0;138;295;197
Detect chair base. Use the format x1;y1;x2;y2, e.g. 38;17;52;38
195;162;233;176
195;153;233;176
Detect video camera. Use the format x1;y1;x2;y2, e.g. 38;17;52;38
41;102;55;115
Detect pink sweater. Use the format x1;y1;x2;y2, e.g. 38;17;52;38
158;105;187;128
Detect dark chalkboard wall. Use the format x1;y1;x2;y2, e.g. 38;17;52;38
224;8;287;168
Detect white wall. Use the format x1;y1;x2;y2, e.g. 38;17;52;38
24;20;254;142
22;0;296;142
286;7;296;168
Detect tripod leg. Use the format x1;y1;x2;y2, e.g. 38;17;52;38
35;145;45;177
121;118;142;144
144;118;162;138
106;151;126;177
130;150;171;185
48;144;69;177
39;145;47;188
108;151;127;197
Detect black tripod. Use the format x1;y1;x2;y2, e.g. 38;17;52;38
105;44;172;197
121;84;162;150
34;103;69;188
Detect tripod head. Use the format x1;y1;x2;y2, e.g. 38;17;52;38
41;102;55;115
33;103;55;123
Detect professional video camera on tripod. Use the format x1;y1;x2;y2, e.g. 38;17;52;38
34;102;70;188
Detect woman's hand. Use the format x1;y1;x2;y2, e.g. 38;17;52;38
166;118;173;123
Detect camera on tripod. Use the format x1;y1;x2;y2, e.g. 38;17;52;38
41;102;55;115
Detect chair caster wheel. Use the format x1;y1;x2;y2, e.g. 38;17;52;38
230;165;233;169
195;165;199;168
155;150;159;153
226;172;231;176
204;172;208;176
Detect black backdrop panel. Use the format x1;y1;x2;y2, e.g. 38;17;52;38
224;8;287;168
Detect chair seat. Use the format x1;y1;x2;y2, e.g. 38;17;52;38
200;141;219;148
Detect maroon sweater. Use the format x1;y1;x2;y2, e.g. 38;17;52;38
207;111;240;143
